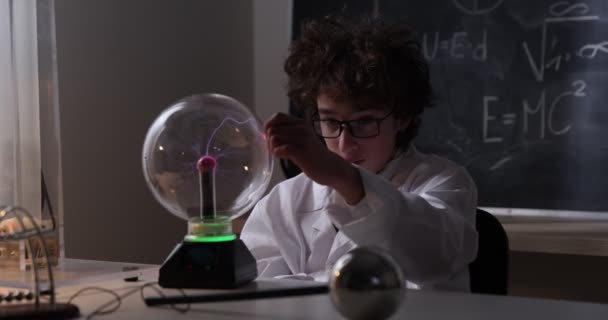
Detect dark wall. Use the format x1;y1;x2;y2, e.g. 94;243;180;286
55;0;253;263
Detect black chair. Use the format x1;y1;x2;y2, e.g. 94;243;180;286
469;208;509;295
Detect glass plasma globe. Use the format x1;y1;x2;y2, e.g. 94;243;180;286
142;93;273;241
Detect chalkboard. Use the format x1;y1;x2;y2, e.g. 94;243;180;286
292;0;608;212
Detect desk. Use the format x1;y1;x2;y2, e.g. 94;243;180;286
0;258;158;288
50;273;608;320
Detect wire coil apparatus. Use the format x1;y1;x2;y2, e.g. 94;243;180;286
0;205;79;319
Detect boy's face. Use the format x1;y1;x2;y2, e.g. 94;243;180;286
316;94;409;173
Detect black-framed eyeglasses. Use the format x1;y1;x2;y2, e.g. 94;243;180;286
312;109;395;139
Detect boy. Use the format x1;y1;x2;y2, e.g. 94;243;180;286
241;15;478;291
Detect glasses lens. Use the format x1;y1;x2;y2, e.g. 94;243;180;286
314;120;341;138
349;119;379;138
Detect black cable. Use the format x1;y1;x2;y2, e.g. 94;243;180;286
62;282;328;318
139;282;190;313
41;170;56;231
144;285;329;306
67;286;122;318
64;282;190;319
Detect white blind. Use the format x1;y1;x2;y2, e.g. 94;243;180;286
0;0;41;217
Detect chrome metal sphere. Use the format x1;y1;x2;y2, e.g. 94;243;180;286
329;247;406;320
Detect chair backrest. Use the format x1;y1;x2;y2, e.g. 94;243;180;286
469;208;509;295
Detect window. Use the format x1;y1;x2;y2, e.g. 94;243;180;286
0;0;41;217
0;0;58;271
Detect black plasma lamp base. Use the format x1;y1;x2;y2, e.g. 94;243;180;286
158;239;257;289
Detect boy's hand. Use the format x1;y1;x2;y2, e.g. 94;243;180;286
265;113;364;204
265;113;342;186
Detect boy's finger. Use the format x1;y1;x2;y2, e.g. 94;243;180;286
265;112;304;130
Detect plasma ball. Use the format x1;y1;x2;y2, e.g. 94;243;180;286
197;155;217;220
197;155;217;173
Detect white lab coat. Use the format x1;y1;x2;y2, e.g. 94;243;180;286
241;147;478;291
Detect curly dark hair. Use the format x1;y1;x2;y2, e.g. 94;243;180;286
285;14;432;150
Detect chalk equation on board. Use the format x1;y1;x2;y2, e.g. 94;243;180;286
451;0;505;15
420;0;606;145
522;1;603;82
422;29;487;61
482;80;586;143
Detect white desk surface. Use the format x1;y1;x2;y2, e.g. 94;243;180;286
0;258;158;288
47;273;608;320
